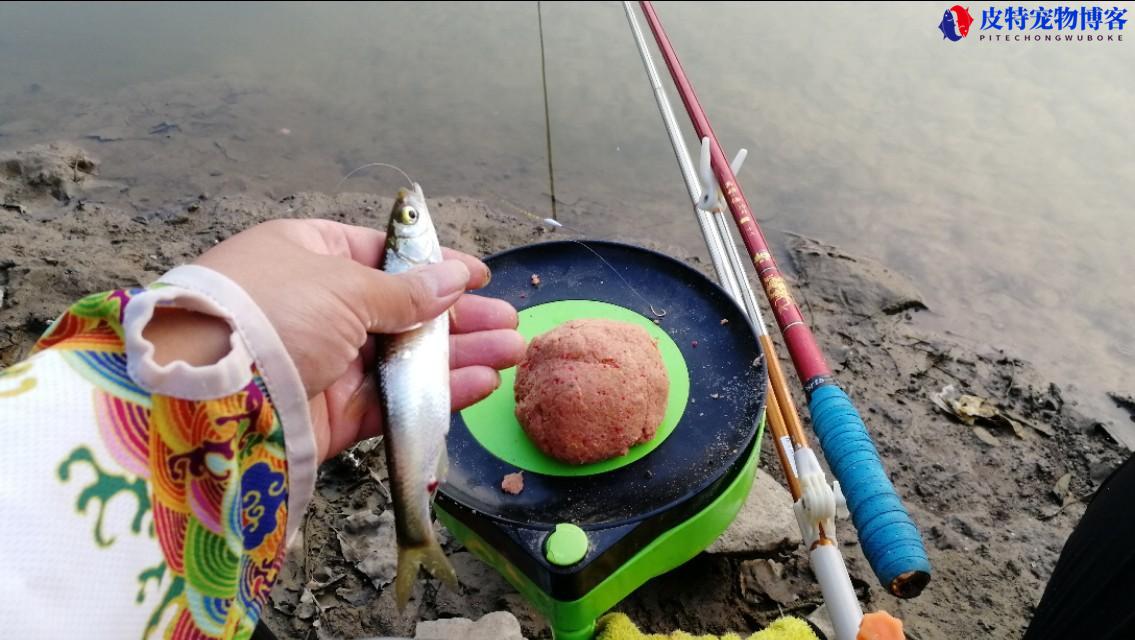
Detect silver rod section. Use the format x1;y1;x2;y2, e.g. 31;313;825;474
623;9;866;637
712;210;764;327
622;1;766;334
622;0;742;306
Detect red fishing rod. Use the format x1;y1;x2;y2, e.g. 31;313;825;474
638;0;930;598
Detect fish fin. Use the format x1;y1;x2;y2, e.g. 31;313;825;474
394;539;458;610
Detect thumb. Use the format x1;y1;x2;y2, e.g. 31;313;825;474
355;259;471;333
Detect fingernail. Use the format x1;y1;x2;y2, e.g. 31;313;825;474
421;260;470;297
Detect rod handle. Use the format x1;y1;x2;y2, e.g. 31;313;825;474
808;384;931;598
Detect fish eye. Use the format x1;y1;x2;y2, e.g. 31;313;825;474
398;206;419;225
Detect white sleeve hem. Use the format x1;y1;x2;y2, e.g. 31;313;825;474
123;289;255;401
153;264;317;543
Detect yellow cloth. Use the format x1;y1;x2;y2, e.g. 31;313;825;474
596;613;820;640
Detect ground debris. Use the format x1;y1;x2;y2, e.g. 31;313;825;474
1053;472;1074;506
336;509;398;590
972;425;1000;447
930;384;1051;438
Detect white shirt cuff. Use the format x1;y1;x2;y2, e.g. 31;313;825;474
124;264;316;543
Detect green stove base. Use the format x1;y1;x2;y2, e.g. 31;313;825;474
436;414;766;640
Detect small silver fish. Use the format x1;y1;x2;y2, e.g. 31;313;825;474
378;183;458;608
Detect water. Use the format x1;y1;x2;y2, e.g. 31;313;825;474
1;1;1132;441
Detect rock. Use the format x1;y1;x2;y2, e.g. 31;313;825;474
414;611;525;640
707;469;801;554
788;234;927;316
0;142;97;208
500;593;546;640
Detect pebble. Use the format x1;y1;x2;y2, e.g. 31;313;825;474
414;611;525;640
707;469;801;554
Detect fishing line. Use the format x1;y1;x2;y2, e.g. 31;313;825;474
537;0;558;221
492;195;667;317
334;162;416;192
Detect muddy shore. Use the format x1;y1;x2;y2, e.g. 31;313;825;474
1;144;1129;639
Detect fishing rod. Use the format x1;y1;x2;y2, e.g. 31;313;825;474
622;4;864;638
636;0;931;600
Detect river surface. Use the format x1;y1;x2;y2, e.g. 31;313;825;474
1;1;1132;442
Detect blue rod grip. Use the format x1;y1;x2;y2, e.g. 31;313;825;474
809;384;931;597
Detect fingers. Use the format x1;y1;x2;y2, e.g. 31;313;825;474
341;372;379;431
450;366;502;410
450;330;526;369
442;248;492;289
305;219;387;267
352;260;472;333
304;219;491;288
450;295;519;333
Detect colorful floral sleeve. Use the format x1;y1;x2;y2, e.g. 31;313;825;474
0;267;316;639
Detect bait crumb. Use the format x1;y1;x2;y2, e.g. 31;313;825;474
710;393;720;400
653;318;661;325
691;340;699;348
501;471;524;495
720;318;729;325
518;293;527;299
530;273;541;286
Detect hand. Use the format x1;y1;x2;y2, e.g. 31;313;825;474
186;218;524;462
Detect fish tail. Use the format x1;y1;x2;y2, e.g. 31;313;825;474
394;538;459;610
